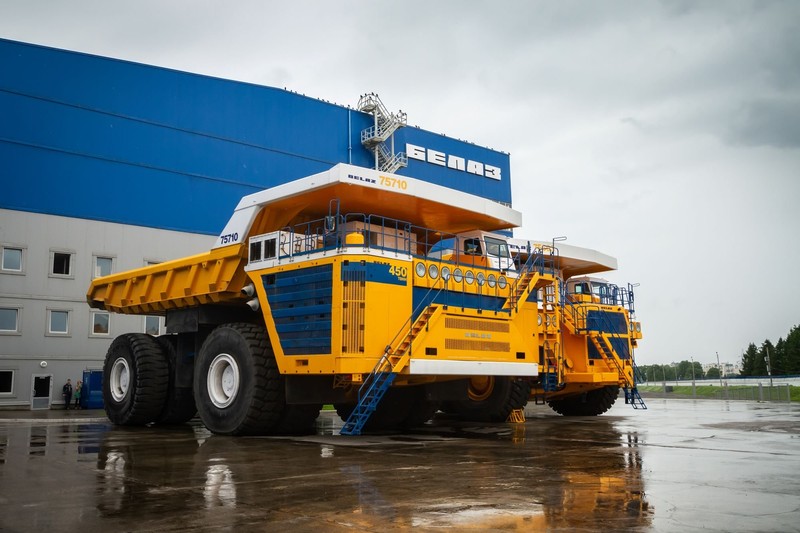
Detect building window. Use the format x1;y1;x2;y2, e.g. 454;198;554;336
94;255;114;278
47;309;70;336
91;311;110;336
0;307;20;334
50;250;75;278
1;245;24;273
0;370;13;395
144;315;164;336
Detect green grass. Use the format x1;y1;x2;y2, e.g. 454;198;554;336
638;384;800;402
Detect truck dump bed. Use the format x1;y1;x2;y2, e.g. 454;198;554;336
87;244;248;314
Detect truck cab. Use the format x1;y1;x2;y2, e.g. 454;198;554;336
427;231;516;273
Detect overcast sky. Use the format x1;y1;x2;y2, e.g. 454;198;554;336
2;0;799;367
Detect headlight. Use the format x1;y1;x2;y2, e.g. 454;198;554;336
415;262;426;277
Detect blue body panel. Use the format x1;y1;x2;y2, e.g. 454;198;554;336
263;265;333;355
412;287;507;319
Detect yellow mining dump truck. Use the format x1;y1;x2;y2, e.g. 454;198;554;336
87;163;644;436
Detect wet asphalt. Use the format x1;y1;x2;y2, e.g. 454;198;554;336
0;399;798;532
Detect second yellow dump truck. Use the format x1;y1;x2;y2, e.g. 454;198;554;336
87;163;644;436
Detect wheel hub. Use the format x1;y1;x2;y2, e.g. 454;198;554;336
109;357;130;402
208;353;240;408
467;376;495;401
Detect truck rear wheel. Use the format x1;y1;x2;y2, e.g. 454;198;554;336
194;323;318;435
547;385;619;416
155;335;197;425
442;376;530;422
103;334;169;425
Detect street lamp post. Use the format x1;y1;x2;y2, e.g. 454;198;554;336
765;346;773;388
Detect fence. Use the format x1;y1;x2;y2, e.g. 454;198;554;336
641;382;794;403
712;383;792;402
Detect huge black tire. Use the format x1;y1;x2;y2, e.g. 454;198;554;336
336;386;440;432
194;323;319;436
273;404;322;435
399;387;440;428
335;387;415;432
155;335;197;425
442;376;530;422
547;385;619;416
103;334;169;426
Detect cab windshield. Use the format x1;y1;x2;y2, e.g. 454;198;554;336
484;237;509;258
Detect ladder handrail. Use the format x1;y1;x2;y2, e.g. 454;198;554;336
505;243;556;311
355;277;448;404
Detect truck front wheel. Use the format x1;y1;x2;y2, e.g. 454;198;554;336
442;376;530;422
103;334;169;425
547;385;619;416
194;323;282;435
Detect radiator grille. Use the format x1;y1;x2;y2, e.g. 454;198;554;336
445;317;509;333
342;270;366;353
445;339;510;352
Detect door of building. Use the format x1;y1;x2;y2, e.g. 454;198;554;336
31;374;52;410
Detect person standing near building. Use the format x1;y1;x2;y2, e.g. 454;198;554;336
62;379;72;410
73;380;82;409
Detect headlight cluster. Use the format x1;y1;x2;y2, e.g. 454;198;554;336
413;262;507;291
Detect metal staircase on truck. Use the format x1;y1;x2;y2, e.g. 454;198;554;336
340;305;440;435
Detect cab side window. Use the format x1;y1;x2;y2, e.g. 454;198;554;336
464;239;482;255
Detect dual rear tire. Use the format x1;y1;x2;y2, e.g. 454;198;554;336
102;324;320;435
103;334;170;426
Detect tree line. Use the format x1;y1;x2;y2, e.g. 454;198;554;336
637;324;800;380
639;361;705;382
740;324;800;376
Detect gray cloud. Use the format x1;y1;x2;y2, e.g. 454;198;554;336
725;97;800;148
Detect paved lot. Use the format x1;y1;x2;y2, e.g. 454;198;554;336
0;399;798;532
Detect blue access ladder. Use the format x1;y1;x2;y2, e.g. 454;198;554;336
340;305;439;436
